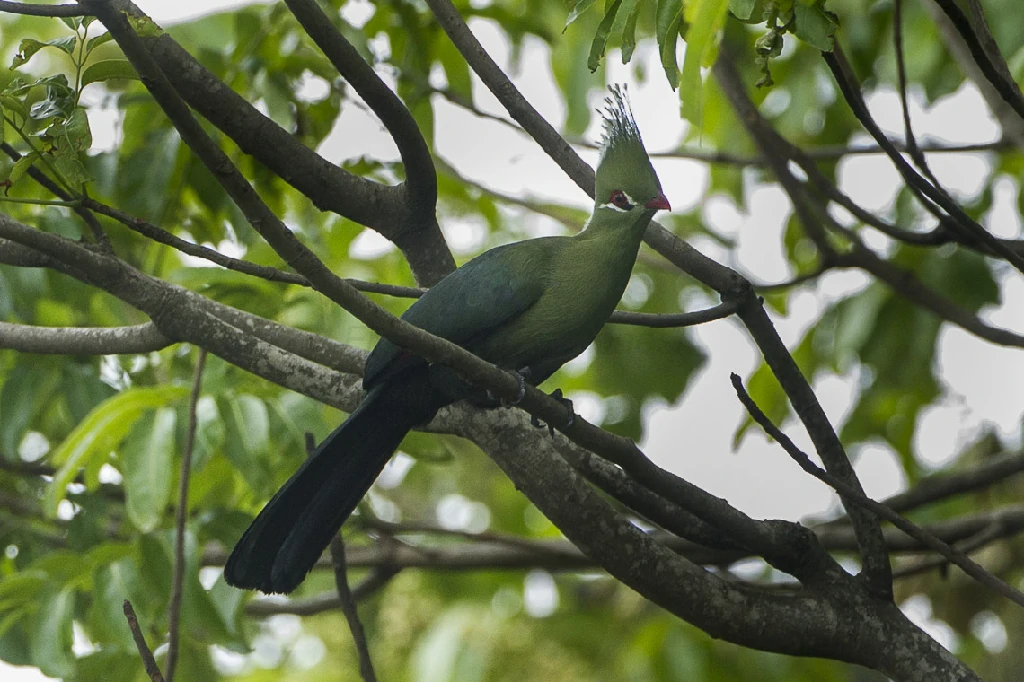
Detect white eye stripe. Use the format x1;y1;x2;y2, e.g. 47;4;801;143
599;202;629;212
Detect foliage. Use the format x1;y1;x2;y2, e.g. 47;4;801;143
0;0;1021;680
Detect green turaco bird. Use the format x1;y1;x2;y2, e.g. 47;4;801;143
225;86;669;593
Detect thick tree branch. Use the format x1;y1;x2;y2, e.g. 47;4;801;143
0;214;365;409
283;0;439;241
0;1;87;16
463;406;974;681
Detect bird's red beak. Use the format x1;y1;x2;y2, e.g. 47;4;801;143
646;193;671;211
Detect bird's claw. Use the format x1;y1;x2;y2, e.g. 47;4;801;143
496;368;528;407
531;388;575;436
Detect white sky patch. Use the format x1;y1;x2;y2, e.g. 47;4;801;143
523;570;559;618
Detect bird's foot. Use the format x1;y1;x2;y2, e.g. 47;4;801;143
531;388;575;436
490;367;529;407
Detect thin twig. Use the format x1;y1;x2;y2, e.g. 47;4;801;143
304;428;377;682
892;520;1007;580
84;197;426;297
824;46;1024;274
123;600;166;682
609;301;738;328
165;349;207;682
1;143;110;249
893;0;940;187
731;372;1024;608
330;536;377;682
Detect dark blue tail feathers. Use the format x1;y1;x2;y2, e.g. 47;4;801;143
224;378;435;593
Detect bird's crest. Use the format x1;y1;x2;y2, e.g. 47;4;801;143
599;84;643;159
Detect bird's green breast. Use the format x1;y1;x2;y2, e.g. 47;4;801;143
469;221;643;379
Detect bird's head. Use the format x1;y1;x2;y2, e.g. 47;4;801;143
594;86;670;218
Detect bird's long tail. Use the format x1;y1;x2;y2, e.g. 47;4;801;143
224;378;433;593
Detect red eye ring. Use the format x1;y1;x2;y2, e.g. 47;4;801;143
609;190;631;208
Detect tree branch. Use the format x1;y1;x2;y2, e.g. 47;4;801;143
95;0;453;284
712;47;894;597
0;1;88;17
928;0;1024;122
283;0;439;236
824;46;1024;274
424;0;596;197
732;372;1024;608
920;0;1024;145
165;349;206;682
0;320;169;354
329;536;377;682
123;600;165;682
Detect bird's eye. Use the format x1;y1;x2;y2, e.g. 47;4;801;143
609;190;633;209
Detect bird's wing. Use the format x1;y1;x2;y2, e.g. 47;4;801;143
363;240;552;390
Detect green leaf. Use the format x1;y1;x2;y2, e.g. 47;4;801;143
588;0;622;72
44;386;189;518
0;94;27;121
52;143;92;187
86;33;114;53
681;0;729;122
617;0;643;63
48;35;79;56
657;0;685;87
0;362;57;453
81;59;139;87
120;408;176;532
729;0;760;21
10;36;78;70
60;15;95;32
792;1;839;52
74;651;141;682
47;107;93;151
30;587;75;679
218;394;272;490
28;77;75;121
88;560;140;648
11;39;46;69
565;0;599;30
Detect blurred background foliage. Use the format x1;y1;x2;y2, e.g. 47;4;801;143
0;0;1022;680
